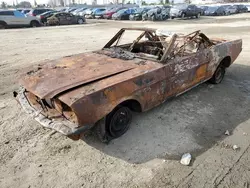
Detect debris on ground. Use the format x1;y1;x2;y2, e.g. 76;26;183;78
180;153;192;166
221;142;231;149
243;132;247;136
225;130;230;136
4;141;10;144
233;145;240;150
208;85;214;89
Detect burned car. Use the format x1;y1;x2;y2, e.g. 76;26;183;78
46;12;85;25
14;28;242;143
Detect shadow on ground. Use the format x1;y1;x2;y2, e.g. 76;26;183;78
82;64;250;164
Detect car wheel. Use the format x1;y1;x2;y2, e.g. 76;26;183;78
107;106;132;139
30;20;39;27
162;15;168;20
0;22;7;29
77;18;84;24
196;12;201;18
181;13;186;19
151;14;156;21
94;106;132;143
170;16;174;19
209;65;225;84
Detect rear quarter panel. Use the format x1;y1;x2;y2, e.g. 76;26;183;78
207;39;242;77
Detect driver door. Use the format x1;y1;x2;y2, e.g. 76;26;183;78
187;5;195;16
65;13;75;24
163;49;211;98
57;13;67;25
13;11;28;26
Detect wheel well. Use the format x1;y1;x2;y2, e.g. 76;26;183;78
0;21;7;25
220;56;231;68
31;20;39;24
119;99;142;112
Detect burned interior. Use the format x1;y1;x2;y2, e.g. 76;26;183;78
100;28;219;62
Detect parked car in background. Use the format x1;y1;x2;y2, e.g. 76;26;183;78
58;8;67;12
129;7;150;20
16;8;23;12
233;4;248;13
27;8;53;17
37;10;58;24
65;7;78;13
112;8;136;20
246;5;250;12
223;5;238;15
85;8;106;19
204;6;227;16
21;9;31;14
0;10;40;29
142;7;169;21
199;5;209;15
78;8;92;17
81;8;93;18
71;7;87;15
103;7;126;19
47;12;85;25
170;4;202;19
94;8;108;19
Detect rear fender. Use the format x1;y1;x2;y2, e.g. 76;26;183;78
208;39;242;74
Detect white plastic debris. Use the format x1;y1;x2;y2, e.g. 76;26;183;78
243;132;247;136
208;85;214;89
180;153;192;166
225;130;230;136
233;145;239;150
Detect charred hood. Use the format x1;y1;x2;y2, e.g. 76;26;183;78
20;52;137;99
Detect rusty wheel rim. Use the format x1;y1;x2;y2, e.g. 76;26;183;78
109;107;131;138
215;67;224;83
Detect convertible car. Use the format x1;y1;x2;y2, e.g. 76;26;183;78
14;28;242;143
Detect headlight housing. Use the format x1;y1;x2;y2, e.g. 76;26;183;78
53;99;78;124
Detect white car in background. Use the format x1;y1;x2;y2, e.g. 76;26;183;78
246;5;250;12
0;10;40;29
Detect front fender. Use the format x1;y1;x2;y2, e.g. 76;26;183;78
71;92;142;127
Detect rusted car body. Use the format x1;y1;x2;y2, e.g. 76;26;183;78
14;28;242;142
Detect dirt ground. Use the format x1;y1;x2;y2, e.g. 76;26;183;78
1;14;250;188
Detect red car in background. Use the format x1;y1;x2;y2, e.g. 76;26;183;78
103;7;126;19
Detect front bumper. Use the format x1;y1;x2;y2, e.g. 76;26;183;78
103;15;112;19
85;14;94;19
95;15;103;19
112;16;120;20
204;12;216;16
14;88;91;138
170;12;182;18
129;15;141;20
